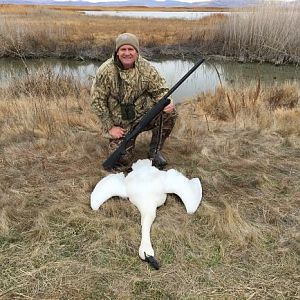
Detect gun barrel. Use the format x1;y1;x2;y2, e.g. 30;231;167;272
163;58;205;100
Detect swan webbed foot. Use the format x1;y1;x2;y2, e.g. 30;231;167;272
144;252;160;270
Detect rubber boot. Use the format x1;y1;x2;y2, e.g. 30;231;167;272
148;148;168;169
148;111;177;169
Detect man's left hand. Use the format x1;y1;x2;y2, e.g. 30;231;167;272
163;103;175;113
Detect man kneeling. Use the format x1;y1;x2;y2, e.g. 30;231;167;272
91;33;177;169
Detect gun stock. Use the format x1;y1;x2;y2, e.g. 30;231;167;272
102;143;126;170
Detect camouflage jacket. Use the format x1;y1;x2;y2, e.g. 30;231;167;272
91;55;170;133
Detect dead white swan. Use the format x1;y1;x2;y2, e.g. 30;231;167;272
90;159;202;269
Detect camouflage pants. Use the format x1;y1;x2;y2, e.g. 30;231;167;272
108;110;177;166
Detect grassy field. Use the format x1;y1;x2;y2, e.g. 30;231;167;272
0;70;299;299
0;3;299;63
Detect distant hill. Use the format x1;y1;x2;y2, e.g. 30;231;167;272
2;0;261;8
3;0;297;7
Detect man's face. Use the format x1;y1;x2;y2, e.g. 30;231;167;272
117;45;138;69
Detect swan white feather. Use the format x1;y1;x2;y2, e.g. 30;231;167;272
90;159;202;264
90;173;127;210
164;169;202;214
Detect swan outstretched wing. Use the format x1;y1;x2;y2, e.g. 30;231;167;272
90;173;128;210
164;169;202;214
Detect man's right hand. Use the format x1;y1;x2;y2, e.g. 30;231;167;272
109;126;126;139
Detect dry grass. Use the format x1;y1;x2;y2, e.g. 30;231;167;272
0;71;299;299
217;2;300;63
0;4;221;60
1;3;299;63
4;66;83;99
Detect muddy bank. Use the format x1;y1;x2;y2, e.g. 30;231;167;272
1;41;298;65
0;40;204;61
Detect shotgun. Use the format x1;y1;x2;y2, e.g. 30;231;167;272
103;57;205;171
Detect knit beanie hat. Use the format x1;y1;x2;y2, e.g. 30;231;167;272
115;33;139;52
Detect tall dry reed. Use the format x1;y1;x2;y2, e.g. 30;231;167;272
217;2;300;63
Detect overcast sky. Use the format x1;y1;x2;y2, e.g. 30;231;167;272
52;0;298;2
54;0;296;2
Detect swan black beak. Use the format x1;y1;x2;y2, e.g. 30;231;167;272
144;252;160;270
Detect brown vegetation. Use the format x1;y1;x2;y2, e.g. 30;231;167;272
218;3;300;64
1;3;299;63
0;71;299;298
0;4;222;60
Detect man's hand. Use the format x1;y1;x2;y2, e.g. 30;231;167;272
109;126;126;139
163;102;175;113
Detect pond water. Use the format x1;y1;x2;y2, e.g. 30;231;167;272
83;10;229;20
0;58;299;103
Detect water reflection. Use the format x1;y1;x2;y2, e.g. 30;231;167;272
151;60;220;101
0;58;299;103
0;58;98;85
